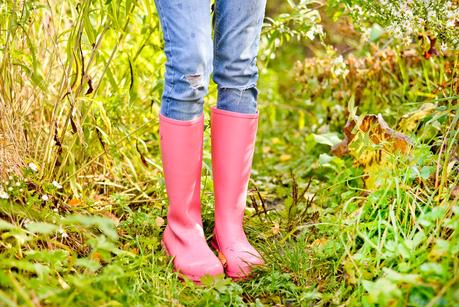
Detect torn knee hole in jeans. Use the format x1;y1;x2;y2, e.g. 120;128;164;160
183;74;205;90
221;85;258;93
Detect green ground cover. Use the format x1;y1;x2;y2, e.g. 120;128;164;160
0;0;458;305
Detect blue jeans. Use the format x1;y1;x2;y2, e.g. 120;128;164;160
154;0;267;120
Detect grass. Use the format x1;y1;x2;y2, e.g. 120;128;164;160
1;0;458;306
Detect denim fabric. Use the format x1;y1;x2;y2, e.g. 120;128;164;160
154;0;266;121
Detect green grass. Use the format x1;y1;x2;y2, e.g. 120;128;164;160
1;0;458;306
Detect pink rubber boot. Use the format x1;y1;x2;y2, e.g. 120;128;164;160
159;114;224;283
210;107;264;279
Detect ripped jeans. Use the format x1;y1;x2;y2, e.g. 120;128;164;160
154;0;267;120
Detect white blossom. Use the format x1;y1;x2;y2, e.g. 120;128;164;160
0;190;9;199
57;226;68;238
28;162;38;172
52;181;62;189
306;25;323;41
351;0;458;49
331;55;349;77
41;194;49;201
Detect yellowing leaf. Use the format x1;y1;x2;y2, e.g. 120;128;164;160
90;252;103;263
217;250;227;268
58;276;70;289
332;113;413;190
271;223;280;235
280;154;292;161
398;103;436;132
155;217;165;228
68;199;81;207
311;238;328;247
271;137;281;145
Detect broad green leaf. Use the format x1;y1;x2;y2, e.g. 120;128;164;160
63;215;118;240
313;133;342;147
383;268;420;284
75;258;101;272
26;222;58;235
0;220;17;231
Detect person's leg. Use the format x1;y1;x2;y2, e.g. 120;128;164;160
155;0;223;283
212;0;266;114
211;0;267;279
156;0;213;121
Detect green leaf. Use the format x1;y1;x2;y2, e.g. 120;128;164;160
419;262;447;278
313;133;342;147
398;242;411;259
363;278;402;304
419;166;434;180
383;268;420;284
0;219;17;231
318;153;333;165
75;258;101;272
369;23;384;41
25;249;69;268
63;215;118;240
26;222;58;234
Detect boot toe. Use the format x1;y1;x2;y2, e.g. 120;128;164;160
163;228;224;283
225;248;264;278
175;255;224;282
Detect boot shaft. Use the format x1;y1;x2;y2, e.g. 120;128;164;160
159;114;204;230
211;107;258;232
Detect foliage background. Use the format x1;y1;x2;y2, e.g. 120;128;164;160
0;0;458;305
